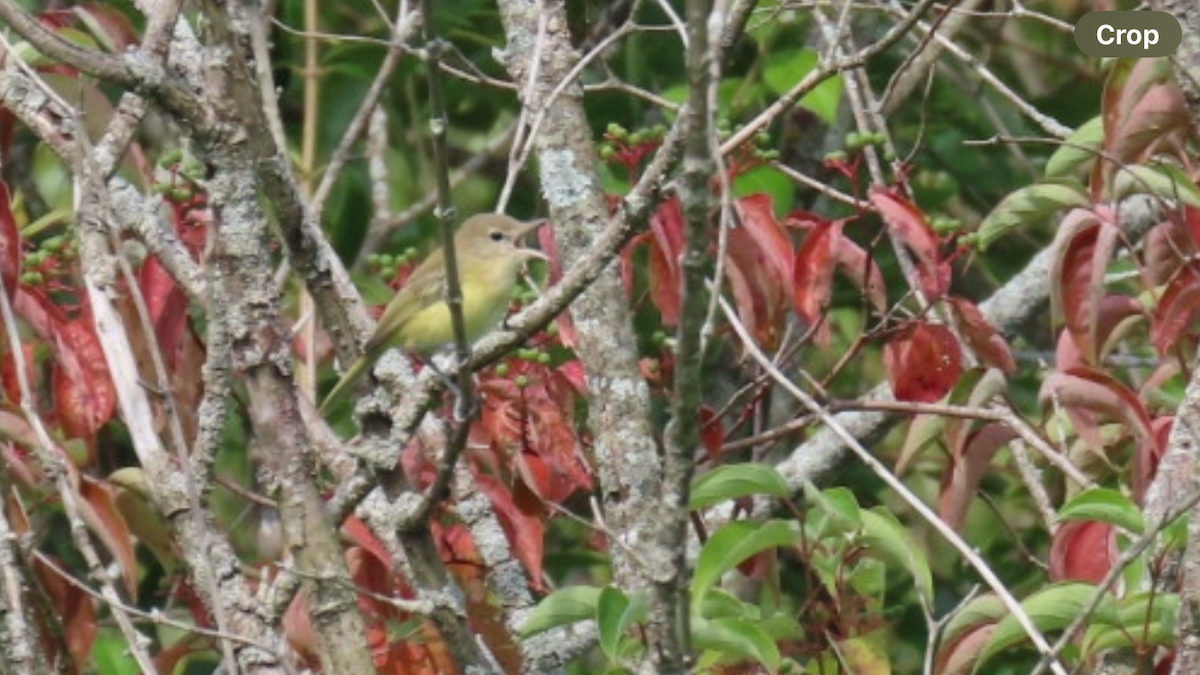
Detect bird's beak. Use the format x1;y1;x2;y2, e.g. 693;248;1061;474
516;219;549;261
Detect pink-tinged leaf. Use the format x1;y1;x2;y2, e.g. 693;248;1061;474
0;181;19;301
77;476;138;598
1108;84;1190;168
869;187;949;298
884;323;964;403
938;423;1015;532
1054;327;1084;372
1152;264;1200;357
948;297;1015;375
833;234;888;312
735;193;794;285
726;227;789;350
1050;212;1118;365
1049;521;1115;583
1143;220;1194;287
793;220;841;344
1096;294;1146;359
72;3;140;51
1040;367;1155;460
723;255;759;348
1136;416;1173;504
935;624;997;675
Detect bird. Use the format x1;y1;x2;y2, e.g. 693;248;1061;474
320;213;546;413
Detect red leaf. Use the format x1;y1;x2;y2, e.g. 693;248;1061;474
699;406;724;461
869;188;948;298
650;197;686;275
884;323;963;403
1051;211;1118;365
53;317;117;439
948;297;1015;375
139;256;190;366
1049;521;1115;583
793;220;841;344
1152;264;1200;357
647;234;681;325
735;194;794;285
474;472;547;590
0;180;19;301
534;222;579;348
342;515;394;572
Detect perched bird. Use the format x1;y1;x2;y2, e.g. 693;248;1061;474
320;213;546;413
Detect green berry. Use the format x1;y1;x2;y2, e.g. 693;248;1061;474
21;271;43;285
537;352;551;365
159;148;183;166
599;144;616;161
515;375;529;388
495;363;510;377
606;122;627;140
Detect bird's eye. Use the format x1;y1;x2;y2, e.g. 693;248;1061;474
489;230;505;242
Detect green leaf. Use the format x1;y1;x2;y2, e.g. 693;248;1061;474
696;587;757;620
860;509;934;606
977;583;1116;670
690;464;789;510
1057;488;1145;534
1113;164;1200;210
1045;116;1103;177
762;49;843;125
692;520;801;604
734;166;795;214
521;586;601;637
92;630;145;675
596;587;647;661
804;484;863;536
693;615;782;671
976;179;1091;250
1082;592;1178;655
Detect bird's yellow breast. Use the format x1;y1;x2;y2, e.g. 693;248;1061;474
398;262;521;354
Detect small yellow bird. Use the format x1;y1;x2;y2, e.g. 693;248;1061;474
321;213;546;412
